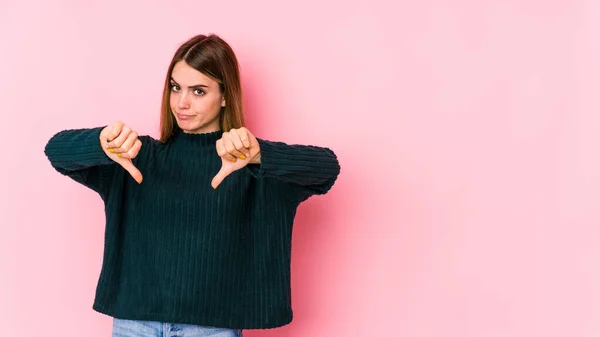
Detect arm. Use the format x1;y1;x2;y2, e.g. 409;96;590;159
44;126;119;198
247;138;341;202
212;128;341;202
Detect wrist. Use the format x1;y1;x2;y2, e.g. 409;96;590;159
250;153;261;164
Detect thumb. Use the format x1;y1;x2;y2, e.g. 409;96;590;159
211;165;232;189
120;159;143;184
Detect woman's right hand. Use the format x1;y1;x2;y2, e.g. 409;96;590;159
99;121;143;184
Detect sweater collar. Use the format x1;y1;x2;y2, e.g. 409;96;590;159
170;128;223;147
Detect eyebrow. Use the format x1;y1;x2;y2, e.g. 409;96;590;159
170;77;209;89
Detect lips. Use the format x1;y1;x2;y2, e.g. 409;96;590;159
176;113;194;119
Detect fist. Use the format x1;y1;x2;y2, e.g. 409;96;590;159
211;127;261;189
99;121;143;184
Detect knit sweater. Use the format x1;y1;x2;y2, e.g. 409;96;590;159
43;126;340;329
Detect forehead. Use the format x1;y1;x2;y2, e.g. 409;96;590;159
171;60;218;87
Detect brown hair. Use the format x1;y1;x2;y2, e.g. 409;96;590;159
159;34;245;142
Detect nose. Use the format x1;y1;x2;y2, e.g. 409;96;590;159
176;92;190;110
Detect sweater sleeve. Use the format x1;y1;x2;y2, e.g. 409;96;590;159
246;138;341;202
43;126;119;199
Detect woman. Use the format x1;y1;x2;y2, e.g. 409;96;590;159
44;34;340;337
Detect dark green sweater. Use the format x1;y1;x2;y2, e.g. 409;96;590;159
43;127;340;329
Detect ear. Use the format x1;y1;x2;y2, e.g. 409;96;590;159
221;96;226;107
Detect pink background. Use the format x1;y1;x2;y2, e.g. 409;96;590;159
1;0;600;336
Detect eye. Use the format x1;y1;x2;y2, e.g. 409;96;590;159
193;89;205;96
170;83;180;92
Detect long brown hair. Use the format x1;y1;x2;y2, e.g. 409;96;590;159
159;34;245;142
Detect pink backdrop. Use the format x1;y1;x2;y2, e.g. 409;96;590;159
1;0;600;336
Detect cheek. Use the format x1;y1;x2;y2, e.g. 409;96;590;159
192;97;221;114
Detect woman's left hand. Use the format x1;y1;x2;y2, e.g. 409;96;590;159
212;127;261;189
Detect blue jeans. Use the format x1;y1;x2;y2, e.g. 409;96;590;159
111;318;243;337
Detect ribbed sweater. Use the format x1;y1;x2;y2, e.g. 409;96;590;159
43;126;340;329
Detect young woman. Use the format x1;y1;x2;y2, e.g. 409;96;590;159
44;34;340;337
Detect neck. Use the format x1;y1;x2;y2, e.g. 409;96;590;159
171;128;223;147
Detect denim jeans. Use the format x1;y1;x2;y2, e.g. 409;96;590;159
111;318;243;337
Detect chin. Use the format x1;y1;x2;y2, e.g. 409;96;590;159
178;125;199;132
178;123;210;134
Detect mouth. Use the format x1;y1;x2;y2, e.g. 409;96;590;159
176;113;194;120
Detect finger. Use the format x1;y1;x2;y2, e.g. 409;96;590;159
251;132;260;154
118;139;142;159
216;139;238;162
211;166;232;189
107;125;131;149
238;128;251;154
223;134;246;159
112;131;138;154
120;159;143;184
109;122;124;141
243;133;260;159
229;130;249;159
100;122;123;148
